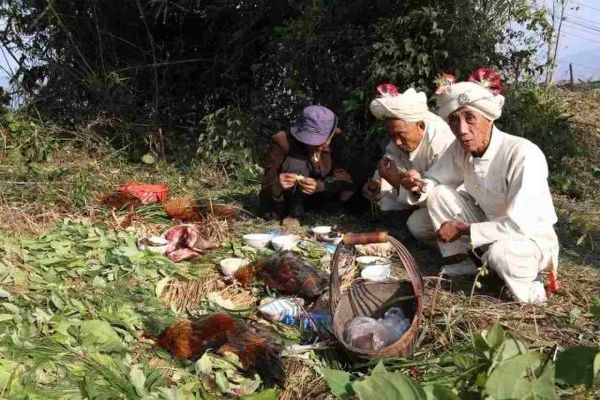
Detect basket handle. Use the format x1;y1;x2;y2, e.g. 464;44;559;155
329;235;425;326
329;243;345;314
342;231;388;245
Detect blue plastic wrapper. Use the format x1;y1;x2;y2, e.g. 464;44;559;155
282;310;332;332
324;244;337;254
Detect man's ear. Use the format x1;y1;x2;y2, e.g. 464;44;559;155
417;121;426;130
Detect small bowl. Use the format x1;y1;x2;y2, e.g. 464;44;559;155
356;256;391;269
137;236;169;254
311;226;332;235
242;233;273;248
361;264;391;281
319;231;343;245
219;258;250;276
270;235;300;251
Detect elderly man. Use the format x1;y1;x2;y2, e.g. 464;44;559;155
402;69;559;304
363;85;455;241
260;105;360;223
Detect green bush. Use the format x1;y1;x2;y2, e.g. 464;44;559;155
497;83;578;172
196;106;262;183
1;112;54;163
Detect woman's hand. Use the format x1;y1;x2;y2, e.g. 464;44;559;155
279;173;299;190
298;177;323;195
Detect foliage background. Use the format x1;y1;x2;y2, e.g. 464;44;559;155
0;0;551;164
0;1;599;398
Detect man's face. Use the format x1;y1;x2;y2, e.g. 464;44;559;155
386;119;424;153
447;107;493;155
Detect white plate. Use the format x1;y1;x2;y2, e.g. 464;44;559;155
219;258;250;276
361;265;391;281
242;233;273;248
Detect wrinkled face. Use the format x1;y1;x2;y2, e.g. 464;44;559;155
447;107;493;156
306;138;331;162
386;119;425;153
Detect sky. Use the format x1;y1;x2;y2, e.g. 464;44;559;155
0;1;599;90
546;0;600;81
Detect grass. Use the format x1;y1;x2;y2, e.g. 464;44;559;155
0;88;599;398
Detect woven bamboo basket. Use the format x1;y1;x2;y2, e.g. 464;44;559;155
330;232;424;359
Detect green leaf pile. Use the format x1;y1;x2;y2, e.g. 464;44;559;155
322;324;599;399
0;219;269;399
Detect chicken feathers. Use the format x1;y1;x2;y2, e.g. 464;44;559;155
234;251;328;300
157;313;285;386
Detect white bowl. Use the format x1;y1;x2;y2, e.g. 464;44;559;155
137;236;169;254
219;258;250;276
319;232;343;245
242;233;273;248
270;235;300;251
258;297;304;321
356;256;391;269
311;226;332;235
361;265;391;281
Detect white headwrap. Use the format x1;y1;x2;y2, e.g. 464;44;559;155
436;81;505;121
369;88;429;122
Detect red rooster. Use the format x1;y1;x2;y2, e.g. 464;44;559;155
157;313;285;386
234;251;328;300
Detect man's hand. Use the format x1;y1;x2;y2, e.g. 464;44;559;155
362;179;381;201
333;169;353;183
378;157;402;189
436;220;471;243
298;177;322;195
400;169;424;194
279;173;299;190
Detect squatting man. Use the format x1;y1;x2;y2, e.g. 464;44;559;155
396;69;559;304
362;84;455;241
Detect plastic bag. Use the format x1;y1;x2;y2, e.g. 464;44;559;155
343;308;411;351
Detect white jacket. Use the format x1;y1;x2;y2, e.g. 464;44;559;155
410;126;559;272
375;112;455;208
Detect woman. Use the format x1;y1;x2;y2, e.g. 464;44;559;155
259;105;360;222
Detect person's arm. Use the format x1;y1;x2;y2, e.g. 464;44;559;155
406;140;465;206
323;129;354;193
330;128;346;171
374;146;412;205
469;143;557;249
259;133;288;206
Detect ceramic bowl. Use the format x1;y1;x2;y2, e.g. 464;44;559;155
137;236;169;254
360;264;391;281
356;256;391;269
311;226;332;235
219;258;250;276
242;233;273;248
270;235;300;251
319;231;343;245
